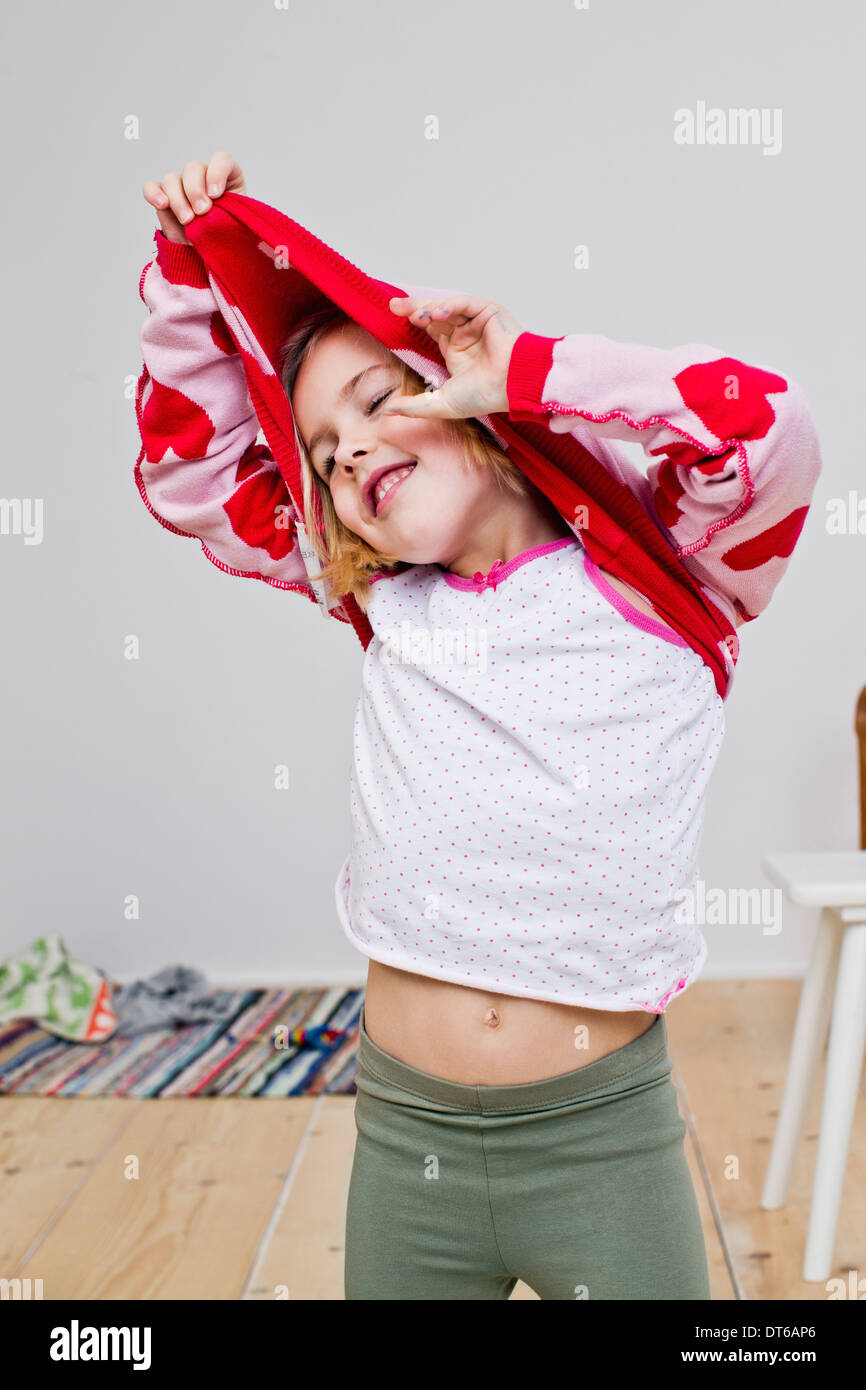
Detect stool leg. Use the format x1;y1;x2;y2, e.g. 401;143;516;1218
802;920;866;1282
761;907;843;1209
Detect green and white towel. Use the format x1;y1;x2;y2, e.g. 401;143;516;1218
0;935;116;1042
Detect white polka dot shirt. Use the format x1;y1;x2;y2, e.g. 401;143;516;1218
335;535;725;1013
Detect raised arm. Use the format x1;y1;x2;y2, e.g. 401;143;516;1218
505;331;823;625
135;228;317;598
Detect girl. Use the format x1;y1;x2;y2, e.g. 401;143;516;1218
139;153;822;1301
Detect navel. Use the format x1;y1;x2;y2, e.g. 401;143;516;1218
483;1006;501;1029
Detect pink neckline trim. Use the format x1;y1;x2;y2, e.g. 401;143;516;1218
581;552;689;648
439;536;577;592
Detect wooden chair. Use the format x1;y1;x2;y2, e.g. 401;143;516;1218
759;686;866;1281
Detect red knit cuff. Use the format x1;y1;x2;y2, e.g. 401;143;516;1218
154;228;210;288
506;331;563;422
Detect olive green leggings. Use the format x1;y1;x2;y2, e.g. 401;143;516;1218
344;1008;711;1300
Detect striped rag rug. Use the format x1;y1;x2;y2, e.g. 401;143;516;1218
0;985;364;1097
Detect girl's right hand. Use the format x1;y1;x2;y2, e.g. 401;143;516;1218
142;152;247;245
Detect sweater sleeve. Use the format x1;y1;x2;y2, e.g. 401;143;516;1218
505;330;823;624
134;229;316;597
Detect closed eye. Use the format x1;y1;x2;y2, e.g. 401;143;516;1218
321;390;394;478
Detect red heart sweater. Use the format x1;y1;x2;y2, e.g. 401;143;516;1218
134;192;823;701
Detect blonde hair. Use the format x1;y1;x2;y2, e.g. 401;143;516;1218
278;307;528;611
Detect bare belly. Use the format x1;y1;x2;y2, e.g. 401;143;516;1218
363;960;658;1085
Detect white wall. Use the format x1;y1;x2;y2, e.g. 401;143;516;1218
2;0;862;988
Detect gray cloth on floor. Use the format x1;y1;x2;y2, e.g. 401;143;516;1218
111;965;237;1037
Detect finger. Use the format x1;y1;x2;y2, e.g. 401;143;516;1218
205;150;240;197
413;295;494;324
411;303;472;331
388;296;422;316
142;179;168;209
381;390;455;419
160;171;196;226
408;299;503;356
155;205;188;243
416;306;502;359
411;297;522;348
181;160;212;215
389;295;473;326
387;299;455;358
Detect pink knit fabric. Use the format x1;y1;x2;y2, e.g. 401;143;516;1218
133;194;824;703
133;207;823;1009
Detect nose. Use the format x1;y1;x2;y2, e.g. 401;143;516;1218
330;444;376;498
331;441;371;475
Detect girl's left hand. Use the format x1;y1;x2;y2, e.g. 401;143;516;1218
385;294;523;420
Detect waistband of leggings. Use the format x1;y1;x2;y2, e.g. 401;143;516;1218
357;1007;671;1113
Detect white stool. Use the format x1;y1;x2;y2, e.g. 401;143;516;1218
760;850;866;1282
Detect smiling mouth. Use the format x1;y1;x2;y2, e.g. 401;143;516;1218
372;462;416;515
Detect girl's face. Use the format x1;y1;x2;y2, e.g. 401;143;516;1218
291;323;504;566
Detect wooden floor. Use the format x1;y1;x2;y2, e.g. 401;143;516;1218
1;979;863;1300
